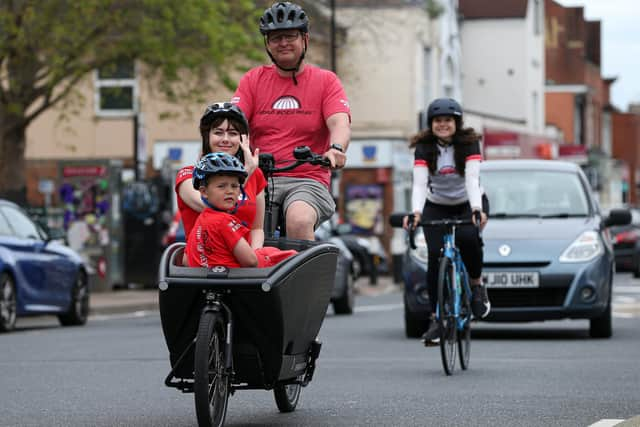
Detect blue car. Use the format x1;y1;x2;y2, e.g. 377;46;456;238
395;160;630;339
0;199;89;332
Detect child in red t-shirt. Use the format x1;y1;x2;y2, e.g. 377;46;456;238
186;152;296;269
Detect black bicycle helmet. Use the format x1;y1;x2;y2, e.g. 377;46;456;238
259;2;309;35
192;152;248;189
427;98;463;126
200;102;249;135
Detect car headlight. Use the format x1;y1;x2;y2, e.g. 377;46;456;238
559;231;603;263
409;229;429;265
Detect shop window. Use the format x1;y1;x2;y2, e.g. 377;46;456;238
95;59;137;116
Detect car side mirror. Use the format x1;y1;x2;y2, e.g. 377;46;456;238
604;208;631;227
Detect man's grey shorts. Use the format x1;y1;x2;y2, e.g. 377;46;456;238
268;176;335;231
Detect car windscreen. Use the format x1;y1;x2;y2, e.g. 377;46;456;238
482;169;590;217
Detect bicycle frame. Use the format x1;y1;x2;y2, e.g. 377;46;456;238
436;225;472;333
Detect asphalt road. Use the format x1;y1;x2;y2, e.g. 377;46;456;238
1;274;640;427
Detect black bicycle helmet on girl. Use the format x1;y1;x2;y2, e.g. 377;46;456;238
192;152;248;189
427;98;463;126
200;102;249;135
259;2;309;35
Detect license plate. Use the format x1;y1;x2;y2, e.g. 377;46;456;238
483;271;539;288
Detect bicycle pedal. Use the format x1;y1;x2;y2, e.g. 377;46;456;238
422;338;440;347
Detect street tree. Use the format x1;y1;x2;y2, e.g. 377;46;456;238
0;0;262;203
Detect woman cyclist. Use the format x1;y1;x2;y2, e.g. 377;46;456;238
403;98;490;346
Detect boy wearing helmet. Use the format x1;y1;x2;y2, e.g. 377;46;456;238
232;1;351;241
403;98;491;345
185;152;296;268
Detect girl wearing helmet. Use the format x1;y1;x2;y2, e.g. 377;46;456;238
175;102;266;249
403;98;491;345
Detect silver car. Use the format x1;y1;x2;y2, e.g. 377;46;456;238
481;160;630;337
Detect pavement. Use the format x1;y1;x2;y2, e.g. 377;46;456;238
89;275;402;316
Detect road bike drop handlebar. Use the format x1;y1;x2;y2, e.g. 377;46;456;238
389;212;481;250
258;146;331;238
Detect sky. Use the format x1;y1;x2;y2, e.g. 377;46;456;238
555;0;640;111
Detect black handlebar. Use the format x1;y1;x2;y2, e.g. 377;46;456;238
259;146;331;177
388;212;480;250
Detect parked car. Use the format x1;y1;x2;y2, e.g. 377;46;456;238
0;199;89;332
315;219;359;315
394;160;630;339
609;208;640;277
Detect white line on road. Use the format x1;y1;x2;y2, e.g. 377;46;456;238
354;303;403;313
90;310;155;321
615;286;640;293
588;420;624;427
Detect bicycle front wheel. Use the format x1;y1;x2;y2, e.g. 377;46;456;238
194;311;229;427
437;257;457;376
458;274;472;370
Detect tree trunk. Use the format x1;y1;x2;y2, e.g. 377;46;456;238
0;123;28;205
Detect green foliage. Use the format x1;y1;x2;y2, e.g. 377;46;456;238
0;0;263;126
425;0;445;19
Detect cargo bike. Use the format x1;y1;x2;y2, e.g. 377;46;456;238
158;147;338;427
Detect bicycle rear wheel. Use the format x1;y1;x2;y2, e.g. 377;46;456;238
437;257;457;376
194;311;229;427
458;274;472;370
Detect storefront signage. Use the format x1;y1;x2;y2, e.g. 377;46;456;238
62;166;107;177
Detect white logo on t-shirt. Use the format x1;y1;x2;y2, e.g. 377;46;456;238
272;96;301;110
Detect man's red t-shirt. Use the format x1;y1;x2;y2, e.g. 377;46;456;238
175;166;266;240
185;209;249;268
233;64;351;188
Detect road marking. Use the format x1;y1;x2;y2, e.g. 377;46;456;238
614;286;640;293
89;310;155;321
588;420;624;427
355;303;403;313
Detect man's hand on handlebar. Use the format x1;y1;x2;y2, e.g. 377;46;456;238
324;147;347;169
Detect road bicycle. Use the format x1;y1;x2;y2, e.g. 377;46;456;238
390;213;479;375
158;147;338;427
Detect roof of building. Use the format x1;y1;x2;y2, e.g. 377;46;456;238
459;0;528;19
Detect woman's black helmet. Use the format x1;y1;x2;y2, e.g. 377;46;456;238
259;2;309;35
200;102;249;135
427;98;463;126
192;152;248;189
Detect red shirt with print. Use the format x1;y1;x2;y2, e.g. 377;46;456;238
185;209;250;268
175;166;266;240
233;64;350;188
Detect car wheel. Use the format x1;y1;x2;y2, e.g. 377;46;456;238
404;293;427;338
58;271;90;326
589;289;612;338
0;273;17;332
333;270;355;315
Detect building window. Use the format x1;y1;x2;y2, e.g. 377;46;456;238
95;60;137;116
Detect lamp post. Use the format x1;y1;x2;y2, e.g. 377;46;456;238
330;0;336;73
